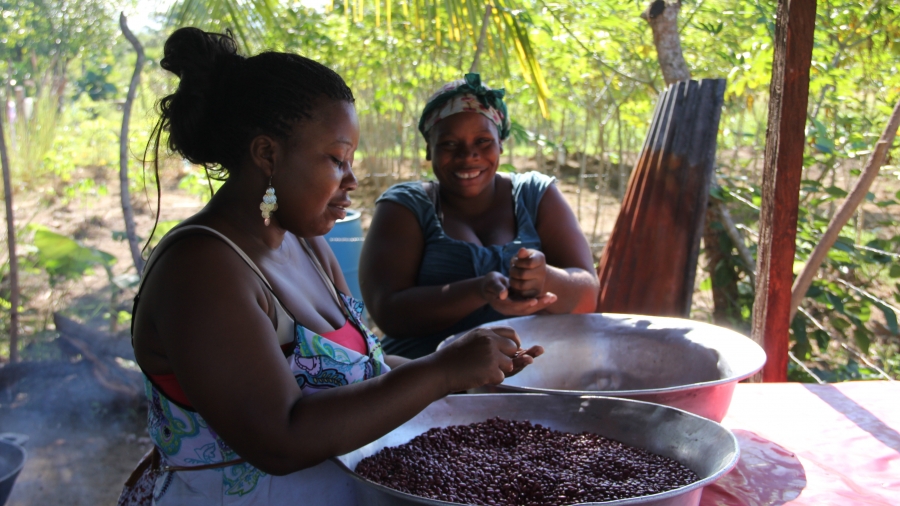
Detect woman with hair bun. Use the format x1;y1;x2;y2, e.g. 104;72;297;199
117;28;541;505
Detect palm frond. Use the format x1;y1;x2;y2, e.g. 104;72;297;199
166;0;283;51
423;0;550;115
166;0;550;114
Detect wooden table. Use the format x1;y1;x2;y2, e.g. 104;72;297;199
700;381;900;505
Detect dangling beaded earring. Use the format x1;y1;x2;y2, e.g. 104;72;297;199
260;177;278;226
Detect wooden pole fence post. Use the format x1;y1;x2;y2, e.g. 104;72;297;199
750;0;817;383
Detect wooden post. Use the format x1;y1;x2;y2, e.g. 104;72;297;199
749;0;817;383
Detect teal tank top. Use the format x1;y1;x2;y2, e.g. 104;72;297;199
375;171;555;358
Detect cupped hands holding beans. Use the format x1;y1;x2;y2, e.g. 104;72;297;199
478;247;560;316
508;247;547;300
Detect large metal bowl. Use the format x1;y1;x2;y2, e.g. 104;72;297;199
438;314;766;422
333;394;739;506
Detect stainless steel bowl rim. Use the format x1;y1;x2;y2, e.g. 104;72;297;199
0;440;26;485
489;371;755;397
440;313;765;396
333;394;740;506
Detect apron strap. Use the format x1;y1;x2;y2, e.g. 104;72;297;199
298;238;345;311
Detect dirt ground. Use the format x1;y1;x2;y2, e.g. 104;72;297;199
0;156;624;505
0;332;152;505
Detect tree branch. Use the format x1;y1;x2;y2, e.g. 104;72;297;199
0;89;19;363
790;97;900;321
470;3;493;73
641;0;691;85
119;13;146;274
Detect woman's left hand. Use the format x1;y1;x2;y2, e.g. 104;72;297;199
508;248;547;300
507;345;544;377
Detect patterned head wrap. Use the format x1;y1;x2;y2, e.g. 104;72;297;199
418;73;510;142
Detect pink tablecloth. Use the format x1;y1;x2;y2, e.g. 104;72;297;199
700;381;900;506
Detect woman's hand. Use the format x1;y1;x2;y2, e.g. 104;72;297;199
508;248;547;300
508;345;544;377
479;271;557;316
433;326;535;392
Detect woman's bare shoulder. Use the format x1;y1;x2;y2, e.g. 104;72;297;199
140;232;267;309
132;232;273;373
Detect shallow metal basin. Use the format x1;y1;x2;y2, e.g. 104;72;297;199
439;314;766;422
333;394;739;506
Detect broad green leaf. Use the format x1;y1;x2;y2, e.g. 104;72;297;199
852;326;871;355
844;303;871;323
805;285;823;298
813;329;830;349
889;264;900;278
824;186;848;198
831;316;850;332
826;292;846;315
32;229;116;285
790;316;811;360
831;239;855;253
875;303;899;336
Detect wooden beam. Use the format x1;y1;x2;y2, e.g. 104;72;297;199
750;0;817;382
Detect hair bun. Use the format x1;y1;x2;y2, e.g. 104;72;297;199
150;26;354;179
160;27;241;91
157;28;245;168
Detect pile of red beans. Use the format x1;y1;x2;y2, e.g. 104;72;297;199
356;417;699;505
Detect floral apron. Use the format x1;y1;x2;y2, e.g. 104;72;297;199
118;226;389;505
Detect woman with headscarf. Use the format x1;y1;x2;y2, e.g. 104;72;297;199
360;74;599;359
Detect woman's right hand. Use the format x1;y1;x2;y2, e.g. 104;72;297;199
433;326;526;393
479;272;557;316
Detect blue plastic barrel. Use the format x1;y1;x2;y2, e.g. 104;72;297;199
324;209;365;302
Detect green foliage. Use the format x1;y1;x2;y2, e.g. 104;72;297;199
715;166;899;377
0;0;119;89
75;64;119;101
2;0;898;379
30;228;116;286
168;0;551;111
789;357;886;383
4;82;63;184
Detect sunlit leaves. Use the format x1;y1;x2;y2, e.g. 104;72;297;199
166;0;284;51
167;0;551;113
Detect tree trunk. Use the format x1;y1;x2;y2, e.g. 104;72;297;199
641;0;691;85
703;204;741;326
1;96;19;363
119;13;146;274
